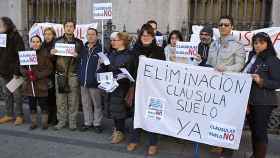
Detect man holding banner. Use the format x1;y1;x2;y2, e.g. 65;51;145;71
51;20;84;131
203;15;246;156
0;17;25;125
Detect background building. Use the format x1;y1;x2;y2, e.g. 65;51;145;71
0;0;280;38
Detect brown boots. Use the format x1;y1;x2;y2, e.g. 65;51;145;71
42;113;48;130
30;113;38;130
29;113;49;130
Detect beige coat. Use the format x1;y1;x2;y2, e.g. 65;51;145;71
207;35;246;72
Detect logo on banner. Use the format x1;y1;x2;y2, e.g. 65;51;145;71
208;122;236;144
146;97;166;121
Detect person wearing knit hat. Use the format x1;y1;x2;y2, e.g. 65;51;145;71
197;26;213;66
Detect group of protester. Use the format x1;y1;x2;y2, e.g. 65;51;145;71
0;15;279;158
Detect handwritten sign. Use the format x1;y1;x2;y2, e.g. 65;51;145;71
93;3;112;20
176;42;199;58
134;57;252;150
54;43;76;56
0;34;7;47
18;51;38;65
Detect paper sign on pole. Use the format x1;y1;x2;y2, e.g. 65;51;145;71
0;34;7;47
134;56;252;150
176;41;199;58
18;51;38;65
93;3;112;20
54;43;76;56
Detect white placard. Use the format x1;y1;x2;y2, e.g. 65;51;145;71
176;41;199;58
97;52;110;65
155;36;164;47
93;3;112;20
18;51;38;65
97;72;113;83
6;77;24;93
119;68;135;82
98;79;119;93
54;43;76;56
0;34;7;47
134;57;252;150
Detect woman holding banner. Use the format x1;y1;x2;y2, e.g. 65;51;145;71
242;32;280;158
126;24;165;156
20;35;52;130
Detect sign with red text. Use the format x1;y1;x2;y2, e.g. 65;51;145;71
134;57;252;150
176;42;199;58
93;3;112;20
28;22;98;45
54;43;76;57
190;25;280;57
18;51;38;65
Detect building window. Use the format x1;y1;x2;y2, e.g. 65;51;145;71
27;0;76;28
189;0;273;31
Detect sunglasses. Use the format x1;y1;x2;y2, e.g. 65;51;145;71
218;23;231;27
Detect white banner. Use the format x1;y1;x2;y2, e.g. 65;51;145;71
0;34;7;47
18;51;38;65
190;25;280;58
54;43;76;57
93;3;112;20
134;57;252;150
28;22;98;45
176;41;199;58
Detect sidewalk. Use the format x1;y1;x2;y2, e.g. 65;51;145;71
0;102;279;158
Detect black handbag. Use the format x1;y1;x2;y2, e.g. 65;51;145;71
56;58;73;93
56;73;70;93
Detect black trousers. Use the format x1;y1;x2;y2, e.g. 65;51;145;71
248;105;274;144
28;97;48;114
48;87;57;124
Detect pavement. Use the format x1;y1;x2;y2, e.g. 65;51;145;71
0;102;279;158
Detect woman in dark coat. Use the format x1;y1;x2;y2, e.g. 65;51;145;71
42;27;57;125
98;32;134;144
126;24;165;156
21;35;53;130
242;32;280;158
0;17;25;125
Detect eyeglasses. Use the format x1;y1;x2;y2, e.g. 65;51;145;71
218;23;231;27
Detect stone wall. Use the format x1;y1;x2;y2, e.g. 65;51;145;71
76;0;190;34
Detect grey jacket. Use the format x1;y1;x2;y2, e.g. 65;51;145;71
207;35;246;72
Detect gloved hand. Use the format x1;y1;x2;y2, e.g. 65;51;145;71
26;69;37;81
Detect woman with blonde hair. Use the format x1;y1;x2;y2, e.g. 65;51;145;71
98;32;134;144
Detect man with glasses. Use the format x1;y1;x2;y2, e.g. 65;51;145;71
206;15;245;72
205;15;246;157
198;26;213;66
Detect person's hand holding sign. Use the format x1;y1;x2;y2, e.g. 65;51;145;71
215;65;225;72
251;74;264;87
193;54;202;62
50;49;58;55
